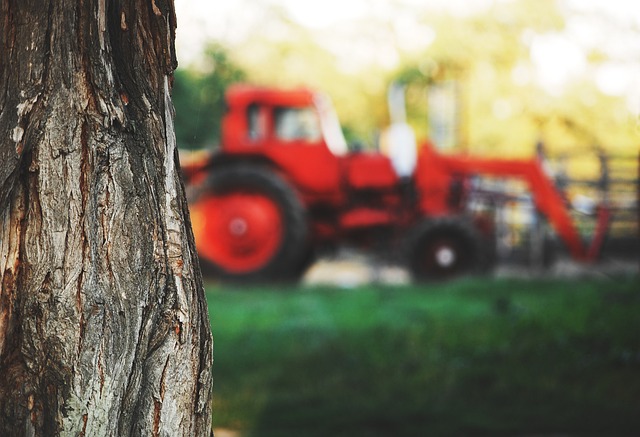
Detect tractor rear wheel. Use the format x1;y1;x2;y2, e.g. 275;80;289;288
406;217;486;281
189;165;308;282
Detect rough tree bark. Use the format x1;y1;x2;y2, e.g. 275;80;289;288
0;1;213;435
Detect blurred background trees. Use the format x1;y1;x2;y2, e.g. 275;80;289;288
172;44;246;150
172;0;639;157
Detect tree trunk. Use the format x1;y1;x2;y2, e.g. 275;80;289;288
0;1;213;435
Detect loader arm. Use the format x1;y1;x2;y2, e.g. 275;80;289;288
419;145;607;262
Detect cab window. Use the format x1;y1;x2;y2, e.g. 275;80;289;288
247;103;267;141
274;106;322;143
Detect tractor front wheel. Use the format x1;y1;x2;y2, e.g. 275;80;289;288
406;217;486;282
189;165;308;283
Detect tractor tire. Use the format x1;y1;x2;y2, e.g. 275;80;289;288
188;164;308;283
405;217;488;282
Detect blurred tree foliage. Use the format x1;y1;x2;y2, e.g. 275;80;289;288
173;0;638;157
173;44;246;150
394;0;638;157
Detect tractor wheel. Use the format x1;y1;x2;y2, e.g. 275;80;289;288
406;217;486;282
188;165;308;283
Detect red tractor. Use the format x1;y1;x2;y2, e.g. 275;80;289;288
181;84;608;282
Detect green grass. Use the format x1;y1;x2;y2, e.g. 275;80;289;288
206;276;640;436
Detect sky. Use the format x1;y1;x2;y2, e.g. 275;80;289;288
173;0;640;114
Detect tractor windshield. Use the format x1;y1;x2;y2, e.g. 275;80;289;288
314;94;348;156
274;107;322;143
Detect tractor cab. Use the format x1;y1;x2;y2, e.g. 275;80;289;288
220;85;400;200
222;84;348;156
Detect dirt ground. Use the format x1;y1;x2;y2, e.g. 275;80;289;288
302;253;639;287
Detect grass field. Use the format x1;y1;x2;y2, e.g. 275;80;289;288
206;276;640;436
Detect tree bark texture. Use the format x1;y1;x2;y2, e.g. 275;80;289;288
0;1;213;435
